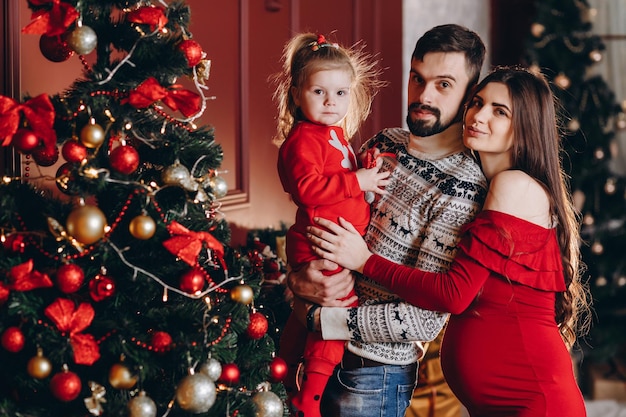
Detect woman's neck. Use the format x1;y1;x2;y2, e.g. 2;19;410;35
407;122;465;160
479;153;513;181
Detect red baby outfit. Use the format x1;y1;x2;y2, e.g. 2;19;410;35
364;210;586;417
277;122;369;417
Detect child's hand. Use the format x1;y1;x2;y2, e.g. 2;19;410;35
361;147;381;169
355;157;390;195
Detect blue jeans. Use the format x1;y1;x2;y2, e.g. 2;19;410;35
320;362;417;417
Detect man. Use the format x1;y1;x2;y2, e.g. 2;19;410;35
288;24;488;417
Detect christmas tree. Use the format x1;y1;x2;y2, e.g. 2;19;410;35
525;0;626;373
0;1;286;416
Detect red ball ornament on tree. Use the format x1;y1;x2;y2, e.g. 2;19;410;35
178;39;204;67
55;263;85;294
180;268;206;294
1;326;25;353
109;144;140;175
269;357;288;382
151;331;173;353
61;140;88;163
219;363;240;385
246;311;269;340
32;145;59;167
12;128;40;154
39;34;74;62
89;273;116;302
50;368;82;402
3;233;25;253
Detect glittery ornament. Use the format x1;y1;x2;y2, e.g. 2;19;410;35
55;263;85;294
246;312;269;340
27;348;52;379
209;175;228;199
150;331;172;352
1;326;25;353
31;145;59;167
66;204;107;245
50;368;82;402
12;128;40;153
198;357;222;381
109;363;138;390
66;25;98;55
61;139;88;163
110;144;140;175
178;39;204;67
39;34;74;62
129;215;156;240
175;373;216;413
250;391;284;417
128;391;157;417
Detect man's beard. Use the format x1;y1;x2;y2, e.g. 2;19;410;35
406;103;462;137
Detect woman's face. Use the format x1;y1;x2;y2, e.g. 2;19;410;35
463;82;514;160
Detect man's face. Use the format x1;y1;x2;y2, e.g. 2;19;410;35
406;52;471;137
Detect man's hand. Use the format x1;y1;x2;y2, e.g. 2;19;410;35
287;259;357;306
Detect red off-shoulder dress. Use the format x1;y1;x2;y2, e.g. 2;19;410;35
363;210;585;417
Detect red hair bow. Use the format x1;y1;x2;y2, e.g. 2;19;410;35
126;77;201;118
21;0;79;37
44;298;100;365
126;5;168;32
163;221;224;267
0;94;57;149
0;259;54;305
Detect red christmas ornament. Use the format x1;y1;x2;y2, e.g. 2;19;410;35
1;326;25;353
55;263;85;294
179;268;206;294
151;331;173;352
2;233;26;253
219;363;240;385
12;128;40;153
61;140;88;163
50;369;82;402
246;312;269;340
109;144;140;175
39;34;74;62
178;39;204;67
55;162;80;195
269;357;288;382
32;145;59;167
88;273;116;302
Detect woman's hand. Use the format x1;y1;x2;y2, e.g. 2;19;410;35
287;259;357;306
308;217;373;273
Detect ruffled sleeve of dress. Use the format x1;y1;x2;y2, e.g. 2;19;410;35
461;210;566;292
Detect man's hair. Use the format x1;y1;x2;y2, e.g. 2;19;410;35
412;24;486;88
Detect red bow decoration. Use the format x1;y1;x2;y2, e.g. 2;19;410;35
44;298;100;365
0;94;57;149
21;0;79;37
0;259;54;305
126;5;168;32
163;221;224;267
126;77;201;118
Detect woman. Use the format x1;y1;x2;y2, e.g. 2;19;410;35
307;66;591;417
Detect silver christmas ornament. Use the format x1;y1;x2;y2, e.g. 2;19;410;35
210;175;228;199
162;163;198;191
127;391;157;417
198;357;222;381
251;391;284;417
66;25;98;55
175;373;216;414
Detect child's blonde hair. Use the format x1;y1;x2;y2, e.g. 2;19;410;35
271;32;386;146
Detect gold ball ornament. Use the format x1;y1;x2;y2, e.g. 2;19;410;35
230;284;254;305
210;175;228;199
251;391;284;417
128;391;157;417
109;363;138;390
175;373;216;413
531;23;545;37
129;215;156;240
80;122;105;148
66;204;108;245
27;349;52;379
66;25;98;55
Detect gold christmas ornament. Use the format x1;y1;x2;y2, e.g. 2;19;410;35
230;284;254;305
66;25;98;55
128;391;157;417
27;348;52;379
129;214;156;240
175;373;216;413
66;204;108;245
108;363;138;390
80;120;105;148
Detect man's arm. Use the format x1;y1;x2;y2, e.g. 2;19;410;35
287;259;357;306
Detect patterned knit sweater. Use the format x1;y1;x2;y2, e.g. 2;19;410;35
320;127;487;365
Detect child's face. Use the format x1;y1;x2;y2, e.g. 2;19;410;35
293;68;352;127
